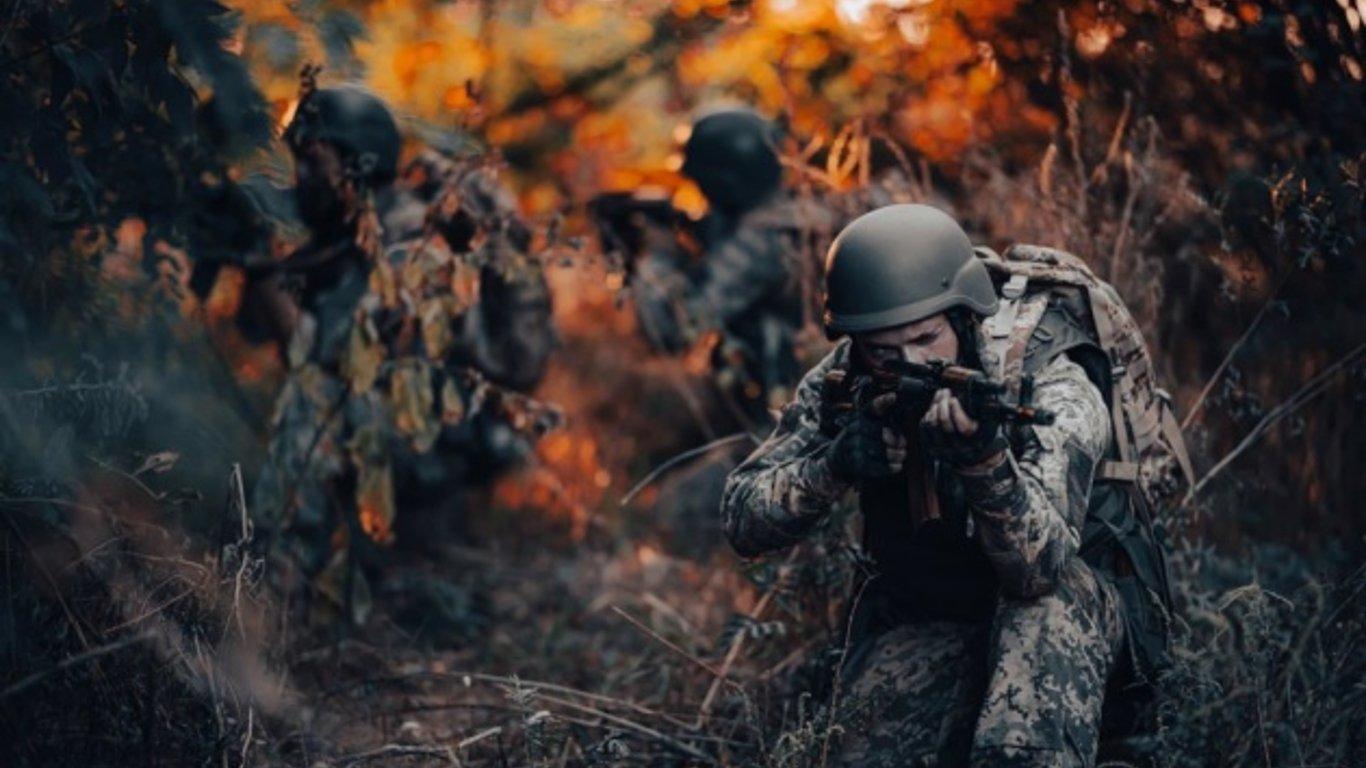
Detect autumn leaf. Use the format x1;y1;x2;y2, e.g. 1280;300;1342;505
389;359;439;452
341;321;384;394
450;259;481;312
420;297;455;359
355;459;396;546
369;260;401;309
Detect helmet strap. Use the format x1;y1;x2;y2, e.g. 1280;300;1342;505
946;308;985;371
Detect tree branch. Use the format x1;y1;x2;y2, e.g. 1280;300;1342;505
0;631;156;701
1183;342;1366;507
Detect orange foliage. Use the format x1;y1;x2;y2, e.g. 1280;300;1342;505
229;0;1268;533
227;0;1039;209
219;0;1051;531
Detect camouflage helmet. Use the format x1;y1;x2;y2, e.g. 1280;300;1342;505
682;108;781;214
284;85;401;185
823;204;998;335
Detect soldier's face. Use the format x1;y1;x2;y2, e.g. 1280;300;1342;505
853;313;959;372
294;140;347;231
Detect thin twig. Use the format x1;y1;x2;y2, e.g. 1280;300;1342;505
84;454;165;501
610;605;726;678
459;726;503;750
1183;342;1366;507
240;707;254;768
619;432;757;507
338;744;458;766
0;631;155;701
105;585;196;633
817;576;872;768
1090;90;1132;186
225;463;253;642
325;669;696;729
1181;272;1291;431
532;691;714;763
1107;151;1140;284
695;548;799;728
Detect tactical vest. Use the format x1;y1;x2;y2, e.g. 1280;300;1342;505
975;244;1193;694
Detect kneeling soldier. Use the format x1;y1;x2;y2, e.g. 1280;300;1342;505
722;203;1182;766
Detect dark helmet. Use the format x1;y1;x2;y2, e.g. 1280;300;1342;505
823;204;998;336
682;108;782;215
284;85;402;185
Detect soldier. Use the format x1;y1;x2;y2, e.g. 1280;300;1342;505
248;83;554;605
629;108;821;427
721;204;1182;766
241;83;552;390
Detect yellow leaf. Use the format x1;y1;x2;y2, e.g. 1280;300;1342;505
420;298;454;359
369;261;400;309
355;460;396;546
341;322;384;394
401;251;427;292
450;260;481;312
390;359;439;452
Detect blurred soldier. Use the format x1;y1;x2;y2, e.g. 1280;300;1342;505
721;204;1188;766
627;108;824;428
247;83;554;608
389;148;553;392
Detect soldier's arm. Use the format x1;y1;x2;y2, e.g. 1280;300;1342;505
690;226;789;328
957;355;1110;598
721;350;850;557
462;267;554;391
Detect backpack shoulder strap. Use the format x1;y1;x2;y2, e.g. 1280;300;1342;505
1081;272;1195;493
978;279;1050;392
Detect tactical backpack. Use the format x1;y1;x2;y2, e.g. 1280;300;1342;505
974;244;1193;699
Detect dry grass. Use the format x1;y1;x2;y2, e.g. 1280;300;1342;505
2;107;1363;767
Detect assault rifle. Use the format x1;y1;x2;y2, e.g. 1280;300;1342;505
587;192;699;274
822;359;1055;436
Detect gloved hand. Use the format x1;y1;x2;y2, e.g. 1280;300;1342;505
919;388;1007;467
826;393;907;480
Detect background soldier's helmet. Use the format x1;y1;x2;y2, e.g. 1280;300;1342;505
681;108;782;215
823;204;998;336
284;85;402;186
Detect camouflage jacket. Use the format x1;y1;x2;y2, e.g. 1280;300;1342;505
721;325;1111;606
634;194;829;411
290;160;552;390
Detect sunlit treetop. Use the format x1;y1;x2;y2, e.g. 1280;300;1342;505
225;0;1363;213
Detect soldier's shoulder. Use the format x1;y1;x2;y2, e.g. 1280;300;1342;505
816;337;851;370
794;339;851;398
742;193;835;232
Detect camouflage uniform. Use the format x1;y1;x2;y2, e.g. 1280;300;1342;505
633;194;822;422
381;153;554;391
721;317;1125;766
253;160;553;593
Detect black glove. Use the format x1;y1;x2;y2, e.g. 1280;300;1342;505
918;388;1008;467
826;395;907;480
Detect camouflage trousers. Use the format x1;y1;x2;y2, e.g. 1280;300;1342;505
833;558;1124;767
